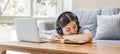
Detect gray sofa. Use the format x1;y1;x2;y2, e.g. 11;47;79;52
38;8;120;44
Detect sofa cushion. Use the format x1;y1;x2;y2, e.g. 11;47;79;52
73;9;101;37
95;14;120;40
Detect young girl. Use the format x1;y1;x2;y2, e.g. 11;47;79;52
39;11;93;43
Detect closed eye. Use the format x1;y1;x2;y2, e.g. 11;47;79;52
72;24;77;29
66;28;70;32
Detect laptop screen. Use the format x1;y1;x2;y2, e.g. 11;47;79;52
14;18;41;42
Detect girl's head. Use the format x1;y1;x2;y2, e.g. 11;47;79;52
56;11;81;35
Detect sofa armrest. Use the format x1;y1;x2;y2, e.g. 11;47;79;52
38;21;55;34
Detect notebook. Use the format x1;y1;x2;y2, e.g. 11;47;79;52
14;18;49;43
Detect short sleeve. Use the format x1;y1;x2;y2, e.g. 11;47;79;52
79;28;92;34
82;29;91;34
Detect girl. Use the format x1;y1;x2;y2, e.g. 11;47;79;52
39;11;93;43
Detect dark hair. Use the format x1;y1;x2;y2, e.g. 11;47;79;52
56;11;81;35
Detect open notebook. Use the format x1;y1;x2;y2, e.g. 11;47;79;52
62;39;86;44
51;39;86;44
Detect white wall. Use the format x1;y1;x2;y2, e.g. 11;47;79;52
72;0;120;10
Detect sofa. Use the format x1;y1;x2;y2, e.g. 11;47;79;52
38;8;120;44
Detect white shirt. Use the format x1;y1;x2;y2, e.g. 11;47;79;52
79;27;92;34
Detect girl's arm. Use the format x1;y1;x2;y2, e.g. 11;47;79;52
39;32;93;43
39;32;62;40
63;34;93;43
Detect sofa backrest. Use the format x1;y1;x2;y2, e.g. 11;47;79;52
73;8;120;38
73;9;101;37
101;8;120;15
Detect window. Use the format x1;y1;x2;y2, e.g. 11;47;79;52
0;0;62;17
33;0;62;17
0;0;30;16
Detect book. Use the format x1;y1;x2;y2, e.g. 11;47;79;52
61;39;86;44
50;39;86;44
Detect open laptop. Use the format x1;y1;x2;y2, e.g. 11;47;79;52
14;18;49;43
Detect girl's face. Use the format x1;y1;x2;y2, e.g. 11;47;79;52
62;21;78;35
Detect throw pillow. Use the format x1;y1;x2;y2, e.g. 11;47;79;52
95;14;120;40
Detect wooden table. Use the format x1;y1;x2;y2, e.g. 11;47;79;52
0;41;120;54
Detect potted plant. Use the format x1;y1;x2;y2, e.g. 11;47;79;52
0;21;14;42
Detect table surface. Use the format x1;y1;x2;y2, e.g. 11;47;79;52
0;41;120;54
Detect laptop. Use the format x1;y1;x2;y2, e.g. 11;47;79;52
14;18;49;43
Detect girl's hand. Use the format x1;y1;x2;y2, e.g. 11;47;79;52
51;33;63;40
